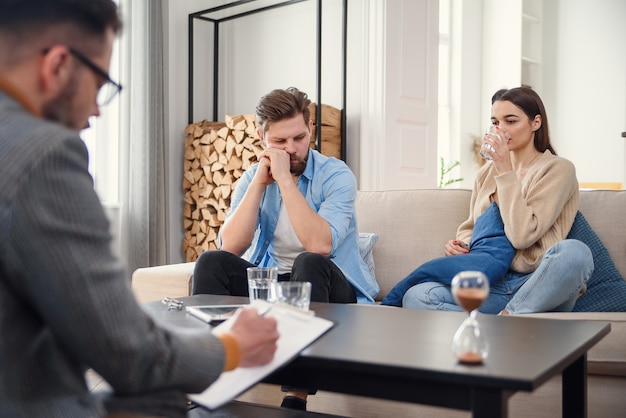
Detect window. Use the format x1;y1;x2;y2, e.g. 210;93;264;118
438;0;453;177
80;3;121;206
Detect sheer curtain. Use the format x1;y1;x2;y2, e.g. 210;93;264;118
118;0;169;277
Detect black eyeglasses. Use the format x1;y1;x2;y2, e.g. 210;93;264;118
68;48;122;106
42;47;122;106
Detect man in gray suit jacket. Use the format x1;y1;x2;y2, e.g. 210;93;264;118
0;1;278;417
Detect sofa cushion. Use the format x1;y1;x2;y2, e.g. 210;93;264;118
359;233;378;280
356;189;472;300
568;212;626;312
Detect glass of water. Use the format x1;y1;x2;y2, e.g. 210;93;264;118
247;267;278;303
271;281;312;311
480;124;500;160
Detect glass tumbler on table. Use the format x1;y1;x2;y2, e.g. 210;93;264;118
247;267;278;303
271;281;312;311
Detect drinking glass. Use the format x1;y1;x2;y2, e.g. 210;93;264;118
247;267;278;303
271;281;312;311
451;271;490;364
480;124;500;160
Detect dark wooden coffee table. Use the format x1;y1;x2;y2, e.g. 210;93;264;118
144;295;610;418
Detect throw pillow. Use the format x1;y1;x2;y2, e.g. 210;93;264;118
567;211;626;312
358;232;379;280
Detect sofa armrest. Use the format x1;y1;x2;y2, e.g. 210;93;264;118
131;262;195;303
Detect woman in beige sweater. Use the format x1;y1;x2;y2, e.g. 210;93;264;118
401;87;592;314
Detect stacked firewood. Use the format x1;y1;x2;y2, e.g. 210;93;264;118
182;115;262;262
309;103;342;159
182;104;342;262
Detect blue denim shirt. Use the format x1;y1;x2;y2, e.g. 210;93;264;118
226;149;379;303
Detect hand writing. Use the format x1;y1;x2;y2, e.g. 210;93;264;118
229;307;279;367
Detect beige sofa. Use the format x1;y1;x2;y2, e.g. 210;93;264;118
132;189;626;417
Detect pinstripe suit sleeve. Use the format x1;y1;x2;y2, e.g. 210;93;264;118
3;119;225;395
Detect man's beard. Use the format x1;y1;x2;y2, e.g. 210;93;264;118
290;153;308;177
41;71;81;130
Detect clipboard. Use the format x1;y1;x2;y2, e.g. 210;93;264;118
189;300;334;410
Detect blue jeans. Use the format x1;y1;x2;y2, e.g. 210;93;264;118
402;239;593;314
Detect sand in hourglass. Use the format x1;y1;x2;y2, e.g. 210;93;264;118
458;351;484;364
455;288;488;312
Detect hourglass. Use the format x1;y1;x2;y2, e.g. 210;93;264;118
451;271;490;364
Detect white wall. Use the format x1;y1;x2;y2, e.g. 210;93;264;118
542;0;625;184
446;0;484;188
166;0;211;263
481;0;522;124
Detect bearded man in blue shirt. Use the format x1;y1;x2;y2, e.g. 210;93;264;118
192;87;379;410
192;87;378;304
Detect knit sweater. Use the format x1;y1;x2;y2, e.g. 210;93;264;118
456;150;579;273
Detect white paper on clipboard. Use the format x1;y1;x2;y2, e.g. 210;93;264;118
189;300;334;410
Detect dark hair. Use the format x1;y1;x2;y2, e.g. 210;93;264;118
492;86;556;155
0;0;121;47
255;87;311;134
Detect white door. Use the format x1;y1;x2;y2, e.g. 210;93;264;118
359;0;439;190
